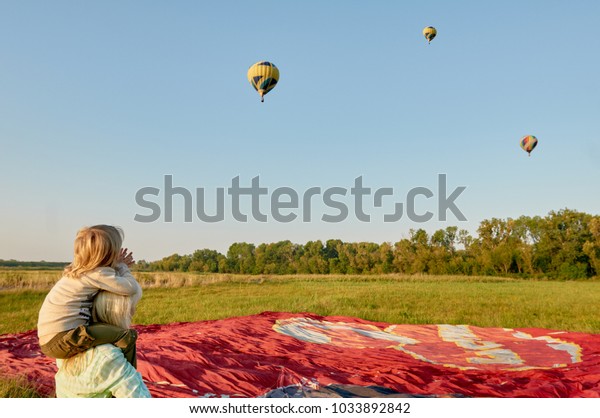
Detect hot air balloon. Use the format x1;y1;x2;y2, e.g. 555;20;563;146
520;135;538;156
247;61;279;102
423;26;437;44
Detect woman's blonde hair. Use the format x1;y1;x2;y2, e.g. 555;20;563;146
63;225;124;278
59;292;136;375
92;291;135;329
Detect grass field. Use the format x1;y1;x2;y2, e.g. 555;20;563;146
1;270;599;335
0;376;44;398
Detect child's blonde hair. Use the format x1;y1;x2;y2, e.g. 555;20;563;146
63;225;124;278
59;292;136;375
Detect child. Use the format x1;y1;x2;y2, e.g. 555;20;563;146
37;225;142;368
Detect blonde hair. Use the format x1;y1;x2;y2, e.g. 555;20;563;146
59;292;136;375
63;225;124;278
92;291;135;329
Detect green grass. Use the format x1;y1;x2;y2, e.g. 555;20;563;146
0;290;47;335
2;274;598;334
0;376;45;398
133;277;600;333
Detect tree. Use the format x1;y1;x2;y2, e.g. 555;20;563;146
296;240;328;274
189;249;224;273
410;229;431;274
582;216;600;277
393;239;414;274
534;209;593;279
374;242;394;274
325;239;344;274
225;242;256;273
255;241;298;274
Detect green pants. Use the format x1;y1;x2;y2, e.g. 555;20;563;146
40;323;137;369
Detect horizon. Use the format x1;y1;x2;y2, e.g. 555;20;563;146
2;205;594;264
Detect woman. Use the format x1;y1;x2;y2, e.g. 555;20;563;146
54;290;151;398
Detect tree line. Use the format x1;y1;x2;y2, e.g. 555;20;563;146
136;209;600;279
0;260;68;270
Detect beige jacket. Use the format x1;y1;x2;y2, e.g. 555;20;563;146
37;263;142;345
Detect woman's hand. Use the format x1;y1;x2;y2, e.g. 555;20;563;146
117;248;135;267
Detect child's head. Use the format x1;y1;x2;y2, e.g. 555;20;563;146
64;225;124;278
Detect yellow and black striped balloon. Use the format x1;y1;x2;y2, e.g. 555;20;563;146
520;135;538;156
247;61;279;102
423;26;437;44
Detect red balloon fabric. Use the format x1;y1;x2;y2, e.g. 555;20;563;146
1;312;599;397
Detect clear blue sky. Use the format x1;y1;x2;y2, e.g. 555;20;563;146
1;1;598;262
